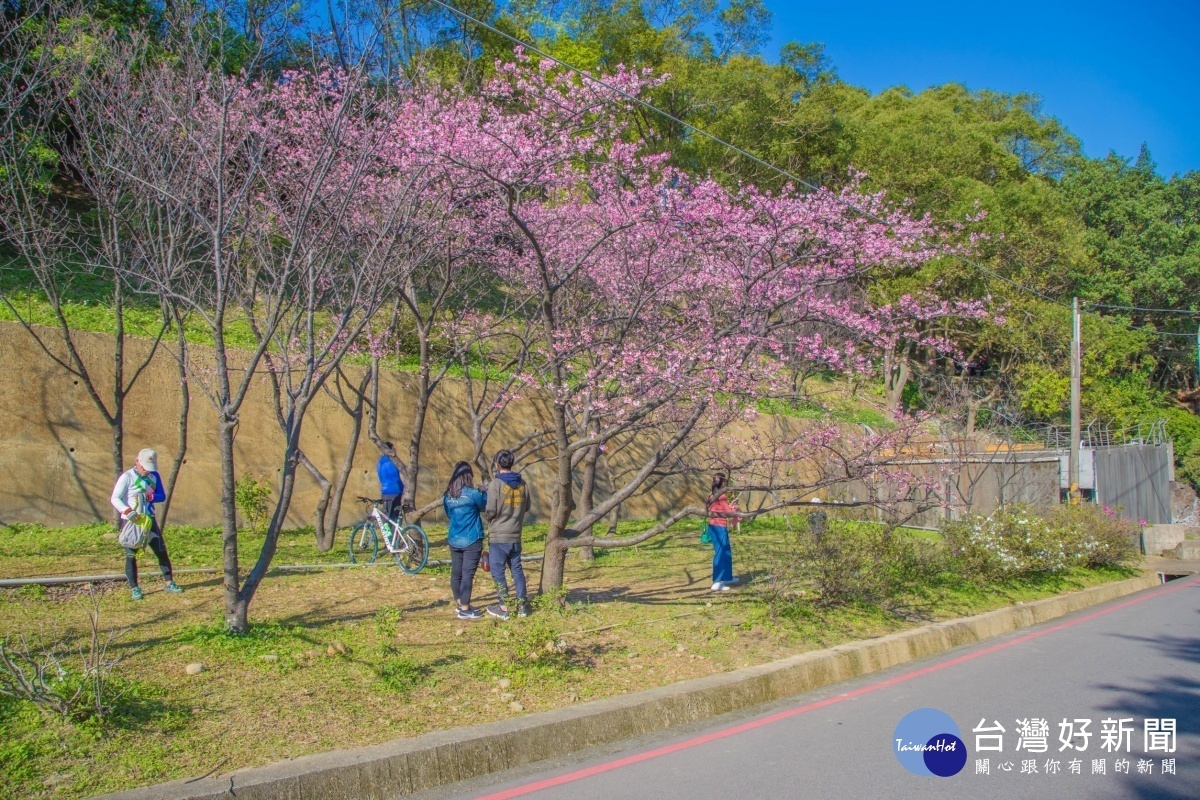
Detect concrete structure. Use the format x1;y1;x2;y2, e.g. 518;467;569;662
0;322;699;528
1141;523;1200;556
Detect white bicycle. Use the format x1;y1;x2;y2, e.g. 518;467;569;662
348;497;429;574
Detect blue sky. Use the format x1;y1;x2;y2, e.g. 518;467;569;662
766;1;1200;177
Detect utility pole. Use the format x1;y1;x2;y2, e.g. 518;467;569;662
1069;297;1082;503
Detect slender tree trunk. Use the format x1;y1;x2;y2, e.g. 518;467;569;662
111;280;125;483
406;362;430;510
538;404;576;594
884;343;913;414
299;452;334;548
241;428;305;613
299;391;362;552
596;453;622;537
966;397;982;438
218;416;243;631
576;442;598;562
158;316;189;527
323;395;364;544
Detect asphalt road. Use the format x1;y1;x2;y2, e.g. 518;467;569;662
412;574;1200;800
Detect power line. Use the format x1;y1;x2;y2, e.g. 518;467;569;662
1104;321;1199;339
1086;302;1200;315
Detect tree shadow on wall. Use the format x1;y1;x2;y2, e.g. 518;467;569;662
41;370;103;521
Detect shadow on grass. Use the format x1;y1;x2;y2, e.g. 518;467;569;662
103;677;192;733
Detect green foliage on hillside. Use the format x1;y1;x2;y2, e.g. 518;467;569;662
2;0;1198;483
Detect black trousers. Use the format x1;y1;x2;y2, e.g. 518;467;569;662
125;517;173;587
382;494;402;519
449;540;483;607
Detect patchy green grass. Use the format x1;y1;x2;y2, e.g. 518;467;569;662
754;375;891;427
0;517;1142;799
0;270;514;380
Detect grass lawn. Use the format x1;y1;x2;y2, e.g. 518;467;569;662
0;517;1141;799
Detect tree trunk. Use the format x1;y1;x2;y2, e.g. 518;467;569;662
575;443;598;562
218;417;243;632
240;431;303;616
406;366;429;511
111;280;125;486
601;455;622;537
540;535;571;593
158;313;189;527
234;385;320;631
538;406;576;594
299;452;334;549
322;403;362;545
227;597;248;633
300;398;361;552
884;343;913;414
966;397;982;438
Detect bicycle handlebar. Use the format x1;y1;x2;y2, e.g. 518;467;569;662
356;496;383;504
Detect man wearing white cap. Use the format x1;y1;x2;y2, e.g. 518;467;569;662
110;448;182;600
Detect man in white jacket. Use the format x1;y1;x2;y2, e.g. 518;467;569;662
111;448;181;600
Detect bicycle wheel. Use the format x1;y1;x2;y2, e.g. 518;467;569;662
393;524;429;574
348;521;379;564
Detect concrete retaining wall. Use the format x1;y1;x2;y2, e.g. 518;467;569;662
1142;523;1198;555
0;322;700;528
94;572;1163;800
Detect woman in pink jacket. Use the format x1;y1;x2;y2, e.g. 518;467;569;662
705;473;740;591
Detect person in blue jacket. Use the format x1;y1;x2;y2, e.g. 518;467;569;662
377;442;406;519
443;461;487;620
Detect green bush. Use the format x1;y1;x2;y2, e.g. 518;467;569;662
755;516;941;609
943;503;1138;579
1163;408;1200;492
234;474;272;534
1044;504;1141;569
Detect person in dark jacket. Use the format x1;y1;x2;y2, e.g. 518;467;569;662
377;443;405;518
443;461;487;620
484;449;531;619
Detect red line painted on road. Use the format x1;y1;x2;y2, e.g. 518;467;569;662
475;575;1200;800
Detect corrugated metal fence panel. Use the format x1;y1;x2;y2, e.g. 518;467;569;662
892;459;1060;529
1094;444;1172;524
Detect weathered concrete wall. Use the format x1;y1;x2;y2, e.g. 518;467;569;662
1143;524;1199;556
0;322;700;528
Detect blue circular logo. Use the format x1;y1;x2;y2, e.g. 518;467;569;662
893;708;966;777
924;732;968;777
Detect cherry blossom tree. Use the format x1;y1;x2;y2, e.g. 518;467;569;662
412;55;986;592
55;14;445;629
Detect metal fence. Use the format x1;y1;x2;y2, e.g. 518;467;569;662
1094;443;1174;525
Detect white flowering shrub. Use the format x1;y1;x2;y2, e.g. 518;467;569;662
943;504;1139;579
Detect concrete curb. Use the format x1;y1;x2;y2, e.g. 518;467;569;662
95;572;1164;800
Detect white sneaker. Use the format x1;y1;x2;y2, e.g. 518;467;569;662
710;582;730;592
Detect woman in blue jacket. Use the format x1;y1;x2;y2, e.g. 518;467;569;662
443;461;487;620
